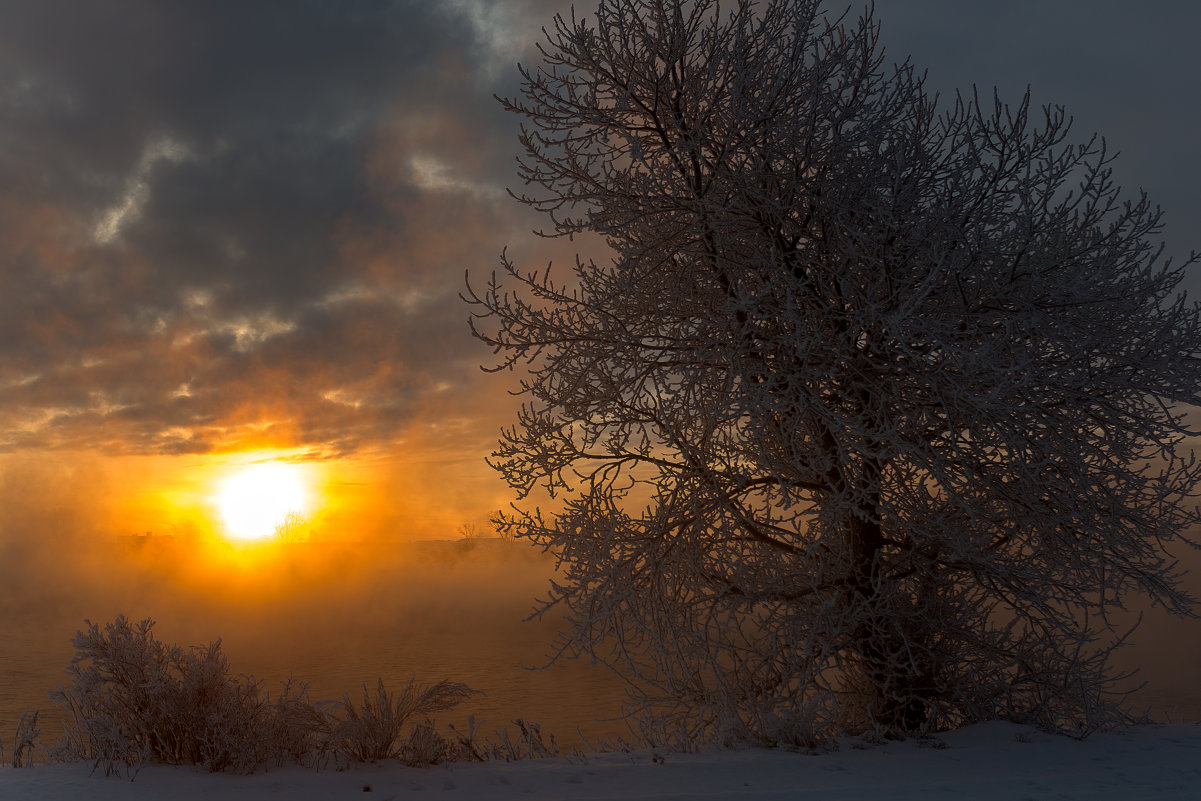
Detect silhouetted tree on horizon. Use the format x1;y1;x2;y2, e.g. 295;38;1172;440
468;0;1201;743
273;510;307;543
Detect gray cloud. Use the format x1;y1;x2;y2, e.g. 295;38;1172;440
0;1;539;456
1;1;1197;458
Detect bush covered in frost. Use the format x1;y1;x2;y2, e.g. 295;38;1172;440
44;615;541;777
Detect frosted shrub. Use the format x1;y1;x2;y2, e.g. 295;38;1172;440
47;617;331;774
167;640;269;772
327;677;478;767
480;719;560;761
399;720;456;767
260;676;330;767
2;709;42;768
444;715;565;762
47;617;274;774
46;616;497;774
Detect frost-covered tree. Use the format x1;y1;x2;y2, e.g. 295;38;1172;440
467;0;1201;742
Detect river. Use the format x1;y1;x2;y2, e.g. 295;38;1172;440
0;537;630;753
2;535;1198;759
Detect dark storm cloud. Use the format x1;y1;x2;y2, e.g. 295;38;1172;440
0;1;542;455
1;1;1197;456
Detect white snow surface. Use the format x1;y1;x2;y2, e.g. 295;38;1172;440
2;722;1198;800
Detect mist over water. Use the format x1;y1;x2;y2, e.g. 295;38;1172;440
2;455;1200;749
0;494;629;748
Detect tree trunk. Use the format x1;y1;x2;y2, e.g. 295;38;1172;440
847;454;929;731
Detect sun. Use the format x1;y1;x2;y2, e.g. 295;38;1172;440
217;462;309;541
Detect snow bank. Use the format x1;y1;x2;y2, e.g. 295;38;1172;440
2;722;1198;801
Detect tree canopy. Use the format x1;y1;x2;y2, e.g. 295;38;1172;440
467;0;1201;744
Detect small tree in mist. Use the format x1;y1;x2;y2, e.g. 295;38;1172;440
273;510;307;543
467;0;1201;742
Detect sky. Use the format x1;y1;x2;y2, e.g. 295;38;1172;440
0;0;1198;540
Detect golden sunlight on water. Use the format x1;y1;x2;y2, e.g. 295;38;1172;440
0;535;629;749
1;452;1198;751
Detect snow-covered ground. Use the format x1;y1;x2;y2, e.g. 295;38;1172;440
2;722;1198;800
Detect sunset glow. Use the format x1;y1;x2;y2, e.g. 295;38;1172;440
216;462;310;541
0;2;1198;776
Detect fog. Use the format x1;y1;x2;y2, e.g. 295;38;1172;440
0;457;627;747
2;456;1200;752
